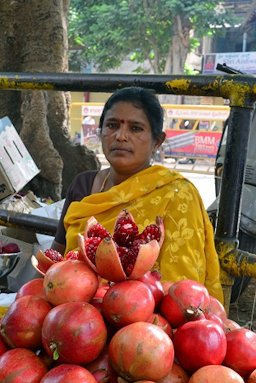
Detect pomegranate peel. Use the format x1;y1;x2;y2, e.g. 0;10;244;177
129;240;160;279
78;233;98;272
95;237;126;282
31;252;54;276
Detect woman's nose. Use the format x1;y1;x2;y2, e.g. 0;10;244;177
115;125;129;141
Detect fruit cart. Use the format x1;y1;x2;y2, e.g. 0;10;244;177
0;70;256;313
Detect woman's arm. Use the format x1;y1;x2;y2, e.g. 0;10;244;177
51;239;66;256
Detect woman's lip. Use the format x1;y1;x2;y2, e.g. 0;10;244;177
111;148;132;152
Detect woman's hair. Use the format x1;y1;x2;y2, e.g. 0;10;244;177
99;87;164;140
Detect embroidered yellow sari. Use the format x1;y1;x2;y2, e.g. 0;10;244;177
64;165;223;303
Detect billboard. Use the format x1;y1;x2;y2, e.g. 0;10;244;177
202;52;256;74
164;130;222;159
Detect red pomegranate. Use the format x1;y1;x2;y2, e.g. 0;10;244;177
137;271;164;307
0;334;8;357
0;295;52;350
78;210;164;282
108;322;174;381
206;295;227;321
147;313;173;339
0;348;48;382
204;311;224;329
31;248;64;275
161;281;174;295
15;278;46;300
222;318;241;333
173;319;227;373
102;280;155;327
43;259;99;306
188;365;244;383
42;301;107;365
40;364;97;383
86;347;117;383
248;369;256;383
158;361;189;383
160;279;210;328
223;327;256;377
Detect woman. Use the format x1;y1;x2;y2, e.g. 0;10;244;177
52;87;223;302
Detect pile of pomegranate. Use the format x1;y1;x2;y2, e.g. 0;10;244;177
0;210;255;382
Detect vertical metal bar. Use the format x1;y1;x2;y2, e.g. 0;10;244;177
216;106;253;240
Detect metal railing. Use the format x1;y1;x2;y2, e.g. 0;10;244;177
1;71;256;310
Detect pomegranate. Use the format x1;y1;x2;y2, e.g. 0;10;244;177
188;365;244;383
0;334;8;357
205;295;227;321
43;259;99;306
78;210;164;282
31;248;64;275
248;369;256;383
160;279;210;328
161;280;174;295
102;280;155;327
86;347;117;383
42;301;107;365
40;364;97;383
108;322;174;381
173;319;227;373
204;311;224;329
158;361;189;383
0;348;48;382
137;271;164;307
1;242;20;254
222;318;241;333
223;327;256;377
147;313;173;339
0;295;52;350
15;278;46;300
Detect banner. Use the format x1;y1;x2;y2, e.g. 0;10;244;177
164;130;222;158
202;52;256;74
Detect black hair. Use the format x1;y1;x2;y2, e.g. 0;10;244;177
99;87;164;140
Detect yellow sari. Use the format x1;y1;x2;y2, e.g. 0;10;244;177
64;165;223;303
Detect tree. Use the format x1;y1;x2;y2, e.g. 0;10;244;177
69;0;237;75
0;0;99;202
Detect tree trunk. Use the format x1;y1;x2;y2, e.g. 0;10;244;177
0;0;99;201
161;15;191;104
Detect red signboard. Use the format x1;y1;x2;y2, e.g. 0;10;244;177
164;130;222;158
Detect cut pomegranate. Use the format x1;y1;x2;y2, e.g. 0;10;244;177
79;209;165;282
31;248;64;275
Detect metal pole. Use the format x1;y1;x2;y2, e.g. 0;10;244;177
216;106;253;240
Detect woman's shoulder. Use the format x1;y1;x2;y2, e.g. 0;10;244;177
68;170;98;200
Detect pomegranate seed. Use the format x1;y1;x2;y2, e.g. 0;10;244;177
85;237;102;264
65;250;80;260
87;223;110;239
113;215;139;247
139;224;161;242
44;249;64;262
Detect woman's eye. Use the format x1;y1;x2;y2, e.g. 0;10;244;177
106;122;118;130
131;125;143;132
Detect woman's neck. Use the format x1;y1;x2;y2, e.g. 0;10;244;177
101;165;150;192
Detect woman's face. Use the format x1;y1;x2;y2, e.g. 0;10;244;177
101;101;159;174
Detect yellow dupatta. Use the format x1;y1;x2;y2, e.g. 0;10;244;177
64;165;223;302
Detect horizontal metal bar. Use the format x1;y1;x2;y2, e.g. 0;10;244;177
0;209;58;236
0;72;256;106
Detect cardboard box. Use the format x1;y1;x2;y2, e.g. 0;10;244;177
0;116;40;201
